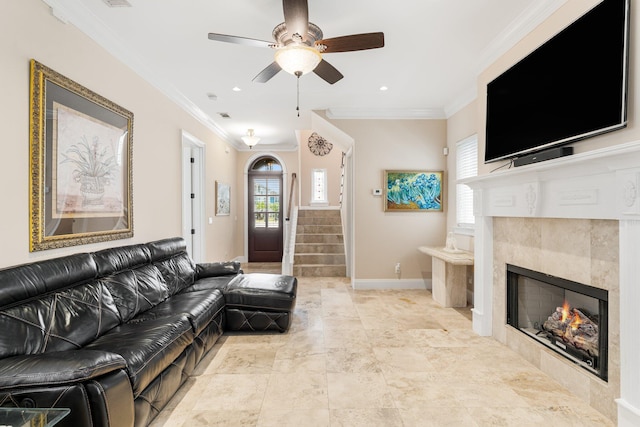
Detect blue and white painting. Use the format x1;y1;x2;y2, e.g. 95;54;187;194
385;171;443;212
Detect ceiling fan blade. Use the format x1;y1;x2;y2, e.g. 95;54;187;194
283;0;309;42
208;33;274;49
313;59;343;85
316;32;385;53
253;62;282;83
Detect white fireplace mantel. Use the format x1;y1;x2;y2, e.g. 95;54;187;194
464;140;640;221
463;140;640;426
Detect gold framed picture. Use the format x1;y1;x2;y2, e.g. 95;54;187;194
29;60;134;251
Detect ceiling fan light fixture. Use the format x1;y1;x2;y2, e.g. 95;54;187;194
241;129;260;148
275;44;321;76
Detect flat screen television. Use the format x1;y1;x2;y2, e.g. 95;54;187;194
485;0;630;164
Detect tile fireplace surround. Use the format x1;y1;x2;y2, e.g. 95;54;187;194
464;140;640;426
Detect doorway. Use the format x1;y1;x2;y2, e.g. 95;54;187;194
248;156;283;262
181;131;205;262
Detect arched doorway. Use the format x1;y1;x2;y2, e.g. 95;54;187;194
248;156;283;262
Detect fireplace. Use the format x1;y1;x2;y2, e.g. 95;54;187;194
506;264;608;381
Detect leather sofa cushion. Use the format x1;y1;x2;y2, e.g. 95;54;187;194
84;316;194;397
224;274;297;311
153;253;196;296
196;261;241;278
146;238;197;295
92;244;151;277
146;238;188;261
0;253;97;306
186;275;238;293
0;281;121;358
0;350;126;389
133;289;225;336
101;265;168;322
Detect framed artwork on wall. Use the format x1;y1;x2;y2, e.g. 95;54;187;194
29;59;134;251
215;181;230;216
384;170;443;212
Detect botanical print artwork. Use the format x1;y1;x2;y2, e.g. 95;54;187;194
53;103;126;218
385;171;443;211
216;181;230;216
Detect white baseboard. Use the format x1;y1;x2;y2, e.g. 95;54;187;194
352;278;431;290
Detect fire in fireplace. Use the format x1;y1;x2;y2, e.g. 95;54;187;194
506;264;608;381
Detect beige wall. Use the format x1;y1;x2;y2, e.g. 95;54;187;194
477;0;639;176
205;143;239;261
327;119;447;280
298;130;343;207
1;0;236;267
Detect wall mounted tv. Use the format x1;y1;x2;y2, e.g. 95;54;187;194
485;0;630;164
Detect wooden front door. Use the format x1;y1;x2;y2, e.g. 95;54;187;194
248;158;283;262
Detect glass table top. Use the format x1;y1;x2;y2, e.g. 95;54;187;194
0;408;70;427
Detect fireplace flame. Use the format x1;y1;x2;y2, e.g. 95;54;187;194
569;310;583;330
561;300;571;323
560;300;583;331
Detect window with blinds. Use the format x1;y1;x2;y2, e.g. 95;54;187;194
456;135;478;228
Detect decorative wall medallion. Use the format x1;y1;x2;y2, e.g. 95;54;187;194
308;132;333;156
623;180;637;207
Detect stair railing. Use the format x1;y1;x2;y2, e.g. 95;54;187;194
282;173;298;275
339;152;345;207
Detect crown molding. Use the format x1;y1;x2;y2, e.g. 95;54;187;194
326;108;446;120
40;0;235;148
445;0;567;118
475;0;567;73
41;0;567;130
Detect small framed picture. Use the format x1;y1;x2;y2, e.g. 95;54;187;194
215;181;230;216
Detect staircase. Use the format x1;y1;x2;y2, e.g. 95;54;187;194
293;209;346;277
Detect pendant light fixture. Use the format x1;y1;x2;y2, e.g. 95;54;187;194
241;129;260;148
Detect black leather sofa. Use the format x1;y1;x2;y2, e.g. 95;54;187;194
0;237;297;427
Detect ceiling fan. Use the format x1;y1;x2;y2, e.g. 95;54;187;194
207;0;385;85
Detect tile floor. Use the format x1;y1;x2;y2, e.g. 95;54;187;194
149;268;613;427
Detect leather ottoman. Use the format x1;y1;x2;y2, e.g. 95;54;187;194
224;273;297;333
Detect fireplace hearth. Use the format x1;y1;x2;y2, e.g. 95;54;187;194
506;264;608;381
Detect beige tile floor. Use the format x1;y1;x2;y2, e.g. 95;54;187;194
149;268;613;427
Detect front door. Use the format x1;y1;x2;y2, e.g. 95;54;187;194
248;157;283;262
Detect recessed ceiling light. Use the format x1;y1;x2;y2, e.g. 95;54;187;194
232;87;242;92
380;86;388;91
207;93;217;101
102;0;132;7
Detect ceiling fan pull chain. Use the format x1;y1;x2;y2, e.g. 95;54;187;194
295;71;302;117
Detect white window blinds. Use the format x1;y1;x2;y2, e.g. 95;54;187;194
456;135;478;228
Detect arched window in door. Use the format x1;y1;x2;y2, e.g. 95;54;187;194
248;156;283;262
